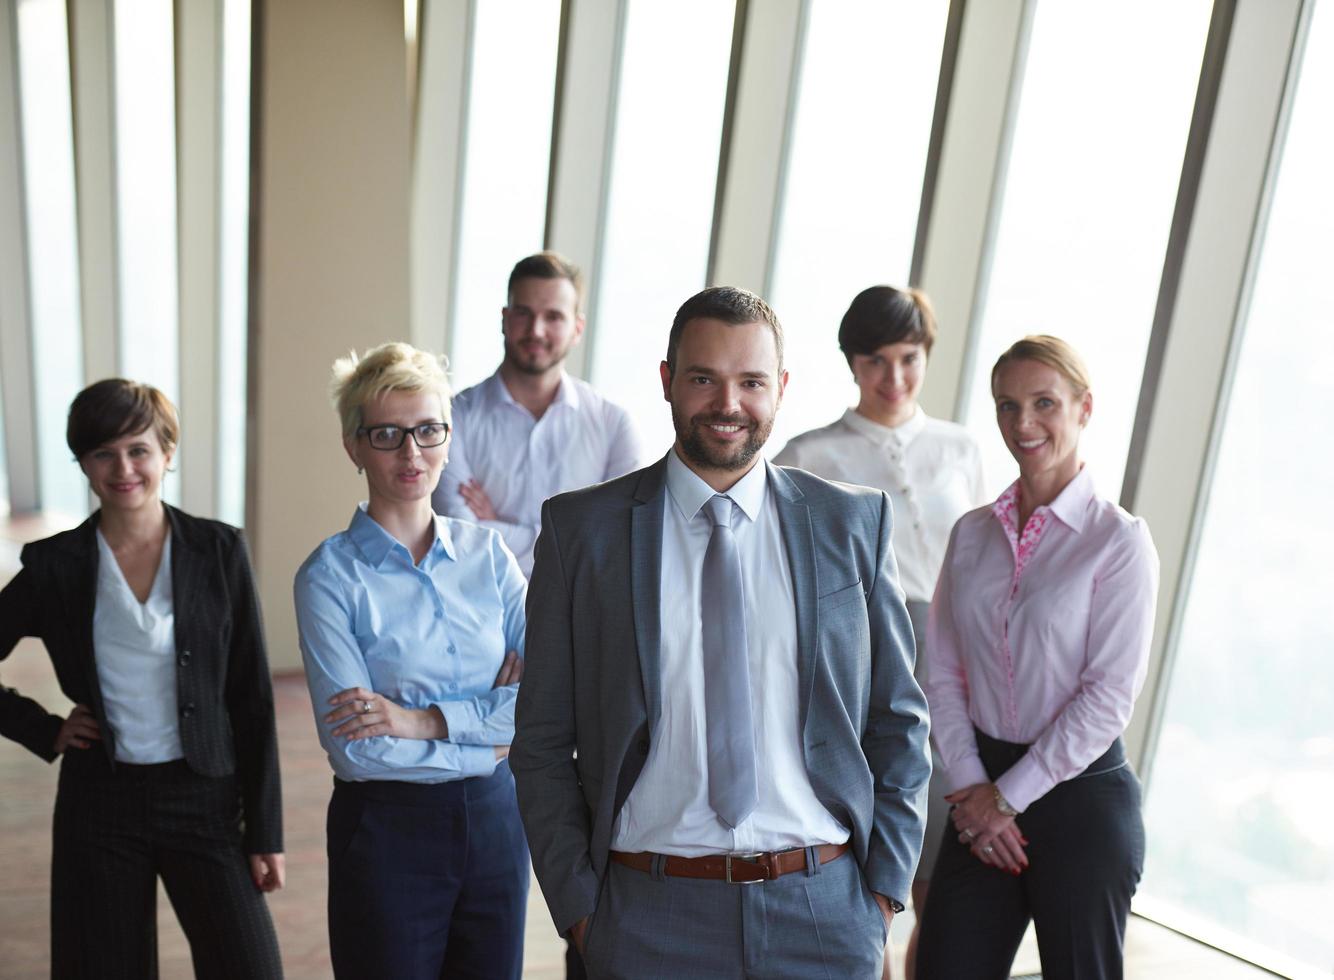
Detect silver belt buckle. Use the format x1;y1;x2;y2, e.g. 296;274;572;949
725;852;767;885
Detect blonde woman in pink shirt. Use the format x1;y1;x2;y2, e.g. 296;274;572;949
916;336;1158;980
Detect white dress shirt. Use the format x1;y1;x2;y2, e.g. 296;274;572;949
611;451;850;856
774;407;985;603
926;466;1159;812
93;529;184;764
432;370;643;576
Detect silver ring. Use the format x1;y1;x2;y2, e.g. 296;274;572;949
982;845;994;855
963;828;977;840
361;699;373;714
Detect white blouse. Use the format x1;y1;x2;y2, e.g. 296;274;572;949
774;407;985;603
93;529;183;764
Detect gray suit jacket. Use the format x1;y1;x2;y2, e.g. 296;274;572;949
511;455;930;935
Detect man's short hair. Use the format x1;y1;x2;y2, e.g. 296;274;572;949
507;251;584;313
665;286;784;375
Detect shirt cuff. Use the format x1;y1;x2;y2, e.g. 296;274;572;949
458;743;500;779
994;755;1050;814
942;753;989;794
437;700;485;745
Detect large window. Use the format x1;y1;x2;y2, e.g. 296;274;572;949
16;0;85;518
961;0;1212;497
448;0;562;392
590;0;736;453
114;0;180;406
217;0;252;527
1139;4;1334;975
768;0;950;453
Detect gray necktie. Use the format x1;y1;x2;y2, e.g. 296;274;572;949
701;495;758;829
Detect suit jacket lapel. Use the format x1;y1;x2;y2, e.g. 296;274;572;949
165;505;204;647
630;459;667;735
770;463;818;732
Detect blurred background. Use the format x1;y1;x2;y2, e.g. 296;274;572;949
0;0;1331;976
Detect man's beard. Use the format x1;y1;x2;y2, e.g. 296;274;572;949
673;408;773;472
503;336;571;375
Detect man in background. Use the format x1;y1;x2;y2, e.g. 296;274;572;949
432;251;642;577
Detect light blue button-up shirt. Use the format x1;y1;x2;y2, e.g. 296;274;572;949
294;505;526;782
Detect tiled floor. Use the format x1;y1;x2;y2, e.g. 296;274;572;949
0;519;1273;979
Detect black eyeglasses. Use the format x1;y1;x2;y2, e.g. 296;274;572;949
356;422;450;451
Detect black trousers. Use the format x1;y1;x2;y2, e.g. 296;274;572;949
326;760;529;980
916;731;1145;980
51;748;282;979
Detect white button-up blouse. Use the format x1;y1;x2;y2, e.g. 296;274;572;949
773;407;985;604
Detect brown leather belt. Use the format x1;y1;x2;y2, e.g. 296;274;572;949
611;842;849;884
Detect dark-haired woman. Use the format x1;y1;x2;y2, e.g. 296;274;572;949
774;285;984;977
0;379;284;979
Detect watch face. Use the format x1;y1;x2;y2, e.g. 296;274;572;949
890;899;906;914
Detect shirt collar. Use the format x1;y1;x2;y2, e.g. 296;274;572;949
991;465;1095;535
489;368;580;413
347;503;456;568
1048;465;1094;532
840;405;927;446
665;448;767;524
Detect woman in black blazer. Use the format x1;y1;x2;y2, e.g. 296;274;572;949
0;379;284;979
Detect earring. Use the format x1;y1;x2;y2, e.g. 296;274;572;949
356;466;363;475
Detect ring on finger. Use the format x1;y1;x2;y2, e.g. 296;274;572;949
963;828;977;840
361;699;373;714
982;845;994;855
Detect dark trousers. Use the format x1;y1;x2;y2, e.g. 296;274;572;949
51;748;282;980
916;731;1145;980
326;760;529;980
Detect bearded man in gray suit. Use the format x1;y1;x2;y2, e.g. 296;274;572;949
512;286;930;979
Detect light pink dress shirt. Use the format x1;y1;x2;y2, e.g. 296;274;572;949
925;466;1158;813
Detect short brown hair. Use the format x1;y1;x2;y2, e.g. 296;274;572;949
67;379;180;459
838;285;938;365
991;335;1092;397
665;286;784;375
507;251;584;313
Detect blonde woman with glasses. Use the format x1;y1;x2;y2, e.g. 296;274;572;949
294;343;529;980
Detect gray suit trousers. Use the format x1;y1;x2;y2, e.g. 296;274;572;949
581;851;887;980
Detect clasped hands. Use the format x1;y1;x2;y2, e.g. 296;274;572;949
947;782;1029;875
325;649;523;762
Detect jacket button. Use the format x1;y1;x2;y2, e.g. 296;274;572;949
637;738;649;755
178;650;192;666
180;703;195;718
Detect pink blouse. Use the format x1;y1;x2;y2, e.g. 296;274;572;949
925;466;1159;813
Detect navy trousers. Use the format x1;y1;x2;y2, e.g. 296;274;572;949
51;748;282;979
326;760;529;980
916;732;1145;980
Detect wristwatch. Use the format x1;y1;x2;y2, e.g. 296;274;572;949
993;785;1019;817
887;897;905;914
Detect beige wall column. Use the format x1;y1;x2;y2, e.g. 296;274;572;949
250;0;410;670
912;0;1032;420
67;0;119;385
708;0;804;296
543;0;624;380
175;0;221;517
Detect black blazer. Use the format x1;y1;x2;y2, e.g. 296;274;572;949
0;505;282;854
